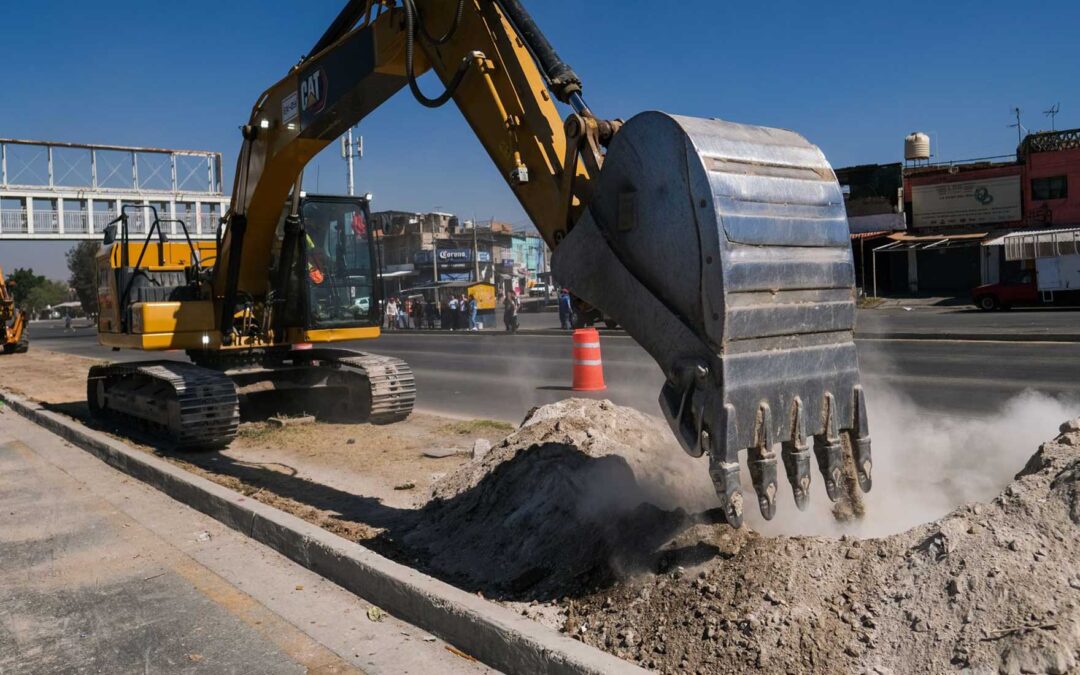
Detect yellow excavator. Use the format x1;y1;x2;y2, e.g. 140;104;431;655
1;268;29;355
89;0;871;526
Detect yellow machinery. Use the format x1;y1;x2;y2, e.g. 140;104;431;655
0;267;29;354
90;0;873;526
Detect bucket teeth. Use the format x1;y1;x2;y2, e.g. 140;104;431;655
813;435;844;502
747;404;778;520
851;385;873;493
748;447;778;520
781;398;811;510
782;440;812;511
709;457;744;528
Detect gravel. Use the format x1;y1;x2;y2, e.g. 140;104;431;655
414;398;1080;673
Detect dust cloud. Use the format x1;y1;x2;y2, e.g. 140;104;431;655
745;384;1078;538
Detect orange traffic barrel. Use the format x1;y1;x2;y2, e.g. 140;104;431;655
572;328;606;391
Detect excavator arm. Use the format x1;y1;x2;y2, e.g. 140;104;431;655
214;0;873;526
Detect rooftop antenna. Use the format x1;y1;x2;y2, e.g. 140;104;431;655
1008;107;1027;146
1043;102;1061;131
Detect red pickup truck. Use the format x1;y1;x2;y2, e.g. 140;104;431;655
971;274;1037;310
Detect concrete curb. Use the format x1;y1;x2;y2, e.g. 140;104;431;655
0;390;646;675
854;331;1080;343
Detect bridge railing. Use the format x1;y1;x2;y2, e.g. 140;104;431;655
1;209;28;234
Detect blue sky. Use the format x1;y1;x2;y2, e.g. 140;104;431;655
3;0;1079;278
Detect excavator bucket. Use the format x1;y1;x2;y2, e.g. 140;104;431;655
553;112;871;527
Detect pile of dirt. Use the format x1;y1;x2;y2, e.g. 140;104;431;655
418;399;1080;673
397;399;717;599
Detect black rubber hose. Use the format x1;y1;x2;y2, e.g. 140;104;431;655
415;0;465;45
403;0;472;108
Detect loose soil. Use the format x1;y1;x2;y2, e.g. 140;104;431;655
2;351;1078;674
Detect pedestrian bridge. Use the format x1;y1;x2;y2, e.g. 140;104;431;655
0;138;227;240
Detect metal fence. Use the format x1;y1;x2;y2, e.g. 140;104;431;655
0;207;216;237
0;209;27;234
63;210;89;234
33;210;59;233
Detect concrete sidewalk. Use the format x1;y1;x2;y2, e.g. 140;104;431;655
0;408;491;675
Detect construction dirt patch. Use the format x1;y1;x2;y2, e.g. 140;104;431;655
3;351;1079;674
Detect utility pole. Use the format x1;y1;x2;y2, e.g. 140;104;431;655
341;128;363;196
429;214;439;284
472;219;480;282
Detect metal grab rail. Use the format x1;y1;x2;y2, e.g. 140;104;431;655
109;204;203;332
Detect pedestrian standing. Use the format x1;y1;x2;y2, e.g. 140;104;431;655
468;294;478;330
385;297;397;331
411;298;423;329
448;295;459;331
503;290;520;332
457;294;468;331
424;297;435;330
558;288;574;330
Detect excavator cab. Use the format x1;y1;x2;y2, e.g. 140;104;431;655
291;195;380;331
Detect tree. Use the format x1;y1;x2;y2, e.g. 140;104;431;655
66;240;101;316
6;268;45;305
25;279;69;316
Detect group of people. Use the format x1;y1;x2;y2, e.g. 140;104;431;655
383;294;480;331
381;287;578;334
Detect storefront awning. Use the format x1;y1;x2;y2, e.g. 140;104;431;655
873;231;989;252
850;230;893;241
994;227;1080;261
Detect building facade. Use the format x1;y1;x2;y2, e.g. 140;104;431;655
840;127;1080;296
369;210;549;297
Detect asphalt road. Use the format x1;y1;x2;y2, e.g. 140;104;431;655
855;305;1080;339
24;312;1080;423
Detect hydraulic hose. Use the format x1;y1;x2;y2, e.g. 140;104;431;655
416;0;465;45
492;0;583;106
403;0;472;108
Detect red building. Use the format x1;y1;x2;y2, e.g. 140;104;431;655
875;128;1080;294
1022;129;1080;227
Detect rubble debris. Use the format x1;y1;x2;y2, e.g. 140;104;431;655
267;415;316;428
471;438;492;460
404;398;1080;673
422;448;464;459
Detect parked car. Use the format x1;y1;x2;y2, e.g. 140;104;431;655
528;283;550;297
972;275;1037;310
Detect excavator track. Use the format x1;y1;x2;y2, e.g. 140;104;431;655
324;351;416;423
277;348;416;424
212;348;416;425
87;361;240;449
